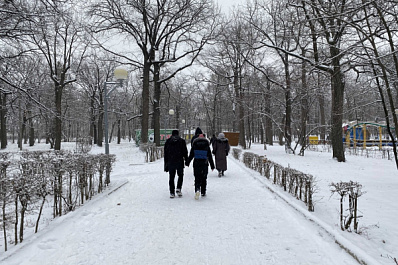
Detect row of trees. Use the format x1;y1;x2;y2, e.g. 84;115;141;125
197;0;398;166
1;0;398;167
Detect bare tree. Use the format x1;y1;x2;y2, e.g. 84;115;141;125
207;12;258;148
351;1;398;168
89;0;217;146
25;0;89;150
1;0;31;149
251;0;367;161
247;0;303;152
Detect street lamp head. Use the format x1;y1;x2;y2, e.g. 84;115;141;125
114;68;128;81
169;109;175;115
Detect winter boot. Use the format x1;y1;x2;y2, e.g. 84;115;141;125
195;191;200;200
170;193;175;198
176;189;182;197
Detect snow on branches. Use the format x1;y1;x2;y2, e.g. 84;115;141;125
329;181;365;233
0;151;116;251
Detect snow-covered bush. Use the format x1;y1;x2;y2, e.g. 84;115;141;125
330;181;365;233
236;148;316;212
232;148;242;160
144;143;164;162
0;150;116;251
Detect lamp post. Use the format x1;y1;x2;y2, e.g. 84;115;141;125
104;68;128;154
167;109;174;140
181;119;185;139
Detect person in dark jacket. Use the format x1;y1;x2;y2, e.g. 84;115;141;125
190;127;203;146
164;130;188;198
210;134;217;148
212;133;230;177
186;134;215;200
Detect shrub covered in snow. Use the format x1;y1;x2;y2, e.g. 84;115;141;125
0;151;116;251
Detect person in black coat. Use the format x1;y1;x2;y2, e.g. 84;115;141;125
164;130;188;198
186;134;215;200
210;134;217;148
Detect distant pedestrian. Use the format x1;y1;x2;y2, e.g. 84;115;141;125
191;127;203;146
164;130;188;198
210;134;216;148
212;133;230;177
186;134;215;200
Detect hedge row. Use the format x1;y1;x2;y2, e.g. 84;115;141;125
232;148;315;212
0;151;116;251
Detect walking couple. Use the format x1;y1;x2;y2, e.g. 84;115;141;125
164;128;229;200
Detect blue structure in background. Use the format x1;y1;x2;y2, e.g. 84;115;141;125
343;122;396;147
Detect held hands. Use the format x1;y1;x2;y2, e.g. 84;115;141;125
185;161;190;167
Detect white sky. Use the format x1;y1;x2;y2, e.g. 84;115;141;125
216;0;246;13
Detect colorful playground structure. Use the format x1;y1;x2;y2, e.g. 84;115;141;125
342;121;396;149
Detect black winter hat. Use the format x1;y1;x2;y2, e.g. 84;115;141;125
172;130;179;136
195;127;203;135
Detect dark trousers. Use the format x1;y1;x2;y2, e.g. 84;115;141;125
169;165;184;194
193;163;208;194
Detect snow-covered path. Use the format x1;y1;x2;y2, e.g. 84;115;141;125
2;145;359;265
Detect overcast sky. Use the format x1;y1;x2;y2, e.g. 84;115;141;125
216;0;245;13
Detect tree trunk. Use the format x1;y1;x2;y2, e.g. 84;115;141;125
318;93;326;143
234;70;246;149
279;115;285;146
284;54;292;149
19;200;27;242
330;46;345;162
22;113;27;145
300;53;308;147
18;97;22;150
97;91;104;147
54;85;63;151
29;119;35;147
141;54;151;145
264;79;273;145
35;196;46;233
90;95;97;145
153;62;161;146
117;118;121;144
2;196;7;251
14;195;18;245
0;92;7;149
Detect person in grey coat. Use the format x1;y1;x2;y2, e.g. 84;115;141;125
212;133;230;177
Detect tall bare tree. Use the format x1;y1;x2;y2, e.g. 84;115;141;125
23;0;89;150
207;12;257;148
89;0;217;146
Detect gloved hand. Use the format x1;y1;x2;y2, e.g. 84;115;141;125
185;161;190;167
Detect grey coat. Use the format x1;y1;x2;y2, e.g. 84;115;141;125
212;137;230;171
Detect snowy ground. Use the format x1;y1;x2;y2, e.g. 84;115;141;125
0;141;396;265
